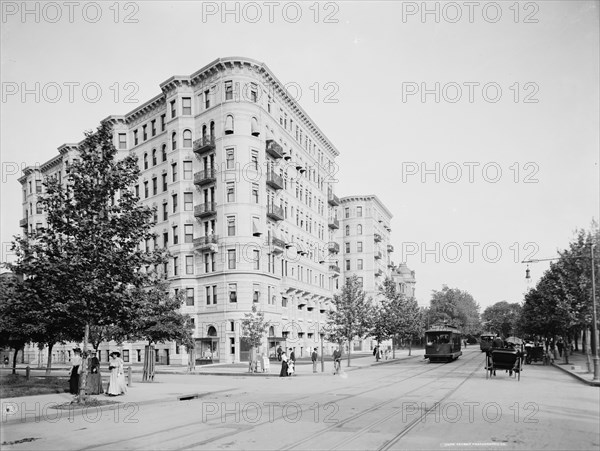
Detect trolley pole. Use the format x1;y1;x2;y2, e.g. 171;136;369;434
591;245;599;382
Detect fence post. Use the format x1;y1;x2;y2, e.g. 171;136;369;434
25;365;30;381
127;366;132;386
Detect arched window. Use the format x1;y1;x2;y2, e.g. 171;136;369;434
183;129;192;148
210;121;215;139
357;224;362;235
143;152;148;169
207;326;217;337
224;115;234;135
202;124;207;140
162;144;167;161
345;225;350;236
171;132;177;150
152;149;157;166
251;117;260;136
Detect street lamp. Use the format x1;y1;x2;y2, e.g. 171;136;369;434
522;245;599;382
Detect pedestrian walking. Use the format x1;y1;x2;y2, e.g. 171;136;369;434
277;346;283;362
288;348;296;376
279;352;288;377
332;346;342;375
69;348;82;395
373;345;379;362
106;351;127;396
85;350;104;395
557;338;564;358
311;348;318;373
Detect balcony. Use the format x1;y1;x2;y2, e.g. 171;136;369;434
194;168;217;186
374;233;382;242
329;265;340;275
328;242;340;253
194;202;217;218
375;251;382;260
193;234;219;251
265;139;283;159
266;171;283;190
387;244;394;253
193;136;215;155
328;217;339;229
19;218;28;228
271;236;286;254
266;203;284;221
327;192;340;206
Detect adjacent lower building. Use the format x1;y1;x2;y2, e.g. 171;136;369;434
14;57;415;366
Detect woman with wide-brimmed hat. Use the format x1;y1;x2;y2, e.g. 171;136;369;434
85;349;104;395
69;348;82;395
106;351;127;396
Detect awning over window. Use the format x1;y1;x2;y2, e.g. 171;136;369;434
251;117;260;136
252;218;262;237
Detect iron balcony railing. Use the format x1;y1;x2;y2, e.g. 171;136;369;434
265;139;284;159
266;203;284;221
193;135;215;154
266;171;283;190
193;168;217;185
194;202;217;218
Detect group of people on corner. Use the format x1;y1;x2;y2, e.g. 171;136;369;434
247;347;270;373
69;348;127;397
372;345;391;361
276;345;341;377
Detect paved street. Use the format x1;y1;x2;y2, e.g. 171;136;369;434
2;348;599;450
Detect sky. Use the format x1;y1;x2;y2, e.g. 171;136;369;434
1;1;598;311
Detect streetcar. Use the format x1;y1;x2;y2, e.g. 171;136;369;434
424;324;463;363
480;333;498;352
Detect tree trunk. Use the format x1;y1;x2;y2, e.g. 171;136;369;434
12;347;20;375
45;342;54;376
408;337;412;356
77;323;90;403
346;340;351;367
392;336;396;359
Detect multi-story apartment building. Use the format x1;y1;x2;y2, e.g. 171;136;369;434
17;57;345;366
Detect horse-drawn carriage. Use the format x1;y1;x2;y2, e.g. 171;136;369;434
524;345;546;364
485;337;524;381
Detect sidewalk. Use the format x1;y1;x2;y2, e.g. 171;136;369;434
1;349;424;425
551;350;600;387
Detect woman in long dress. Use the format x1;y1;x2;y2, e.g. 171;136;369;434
85;351;103;395
106;352;127;396
69;348;82;395
279;352;288;377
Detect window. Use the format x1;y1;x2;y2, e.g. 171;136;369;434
206;286;211;305
182;97;191;115
136;350;141;362
186;287;194;305
252;184;259;203
346;260;351;270
162;173;168;191
253;284;260;302
357;224;363;235
183;130;192;148
357;241;363;252
224;115;234;134
122;350;130;363
36;202;42;214
345;207;350;218
173;256;178;275
250;83;257;102
184;224;193;243
229;283;237;303
118;133;127;149
184;192;193;211
163;232;168;247
183;161;192;180
282;297;288;308
172;194;178;213
144;181;149;198
358;259;363;270
227;216;236;236
162;203;168;221
345;242;350;253
151;120;156;136
143;125;147;141
345;225;350;236
172;132;177;150
172;163;178;182
225;80;233;100
226;182;235;202
152;177;157;195
226;149;234;169
204;89;210;109
170;100;176;118
253;249;260;270
144;153;148;169
185;256;194;275
172;225;178;244
251;150;258;170
152;149;157;166
357;206;363;217
161;114;166;131
213;285;217;304
134;130;138;145
162;144;167;162
228;249;236;269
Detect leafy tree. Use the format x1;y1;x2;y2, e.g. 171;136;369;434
7;122;170;402
482;301;522;338
325;275;373;366
241;304;270;368
399;296;425;356
428;286;481;334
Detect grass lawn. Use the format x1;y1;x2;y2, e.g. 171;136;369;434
0;374;69;398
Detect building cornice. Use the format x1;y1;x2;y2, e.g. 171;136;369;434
339;194;393;219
